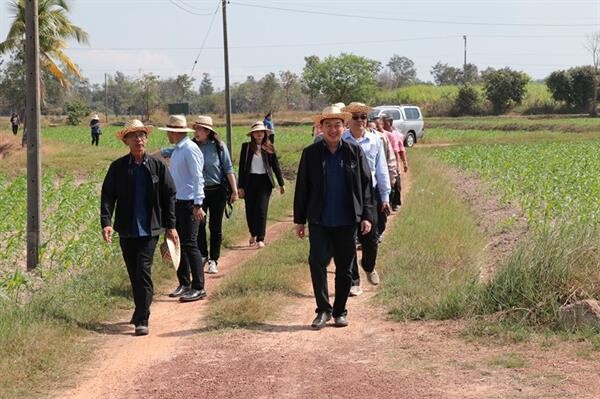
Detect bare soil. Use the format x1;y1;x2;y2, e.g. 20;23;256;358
54;170;600;399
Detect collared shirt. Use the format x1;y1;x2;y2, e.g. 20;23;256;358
129;154;152;237
320;142;355;227
342;129;391;203
197;140;234;187
391;129;406;153
170;136;205;205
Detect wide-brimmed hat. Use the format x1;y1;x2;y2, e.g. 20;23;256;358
159;235;180;270
91;114;99;120
332;102;346;109
192;115;217;134
158;115;194;133
115;119;153;140
247;121;271;136
312;105;352;125
342;102;373;115
381;113;394;121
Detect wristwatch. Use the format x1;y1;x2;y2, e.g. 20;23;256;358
192;204;202;209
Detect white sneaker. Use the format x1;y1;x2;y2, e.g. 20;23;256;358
207;260;218;274
349;285;363;297
367;271;380;285
257;241;265;248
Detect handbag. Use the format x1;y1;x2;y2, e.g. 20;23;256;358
216;141;234;219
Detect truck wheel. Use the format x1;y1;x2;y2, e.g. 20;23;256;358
404;132;416;147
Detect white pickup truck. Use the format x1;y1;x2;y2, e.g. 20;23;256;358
369;105;425;147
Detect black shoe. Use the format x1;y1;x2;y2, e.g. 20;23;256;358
179;289;207;302
333;315;348;327
311;312;332;330
168;285;190;298
134;325;149;336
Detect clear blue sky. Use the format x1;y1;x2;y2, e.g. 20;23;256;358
1;0;599;89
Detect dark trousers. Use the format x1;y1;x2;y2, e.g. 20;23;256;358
119;236;158;326
12;125;18;135
308;224;356;317
198;185;226;261
175;200;205;290
269;133;275;144
352;187;381;285
91;133;100;146
244;174;272;242
391;175;401;209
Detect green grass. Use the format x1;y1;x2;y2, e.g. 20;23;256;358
428;115;600;133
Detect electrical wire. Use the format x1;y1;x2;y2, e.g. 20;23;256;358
190;0;221;75
168;0;214;16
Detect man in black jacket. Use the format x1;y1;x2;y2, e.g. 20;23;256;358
101;119;178;336
294;105;374;329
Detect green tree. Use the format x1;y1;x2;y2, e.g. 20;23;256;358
483;67;530;114
431;62;463;85
136;73;160;121
64;99;90;125
174;74;195;102
301;55;323;110
259;72;280;112
387;55;416;87
0;0;89;87
453;84;481;115
279;70;303;110
199;73;214;96
546;70;573;104
0;52;26;111
462;63;480;84
301;53;381;105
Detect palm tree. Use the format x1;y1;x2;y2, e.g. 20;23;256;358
0;0;89;87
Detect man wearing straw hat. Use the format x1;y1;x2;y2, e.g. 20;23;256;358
90;114;101;146
159;115;208;302
294;105;374;329
341;102;391;296
101;119;178;336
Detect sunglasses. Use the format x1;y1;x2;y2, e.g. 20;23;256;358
352;114;368;120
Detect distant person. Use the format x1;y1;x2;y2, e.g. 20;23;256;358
10;112;20;135
159;115;207;303
294;105;374;329
100;119;178;336
372;115;399;222
90;114;101;146
238;121;285;248
382;114;408;211
263;111;275;143
191;116;238;274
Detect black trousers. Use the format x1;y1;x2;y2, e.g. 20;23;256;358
119;235;158;326
352;187;381;285
391;175;402;209
12;125;18;135
198;185;227;261
244;174;272;242
175;200;205;290
308;224;356;317
91;133;100;146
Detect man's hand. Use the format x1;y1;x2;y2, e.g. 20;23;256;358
165;228;178;243
403;162;408;173
381;201;392;216
238;188;245;199
360;220;372;235
295;224;306;239
279;186;285;195
102;226;114;244
230;190;239;204
193;207;206;221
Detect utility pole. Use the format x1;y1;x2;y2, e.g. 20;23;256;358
222;0;233;154
463;35;467;70
104;73;109;124
25;0;41;270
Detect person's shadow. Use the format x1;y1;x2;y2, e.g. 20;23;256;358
93;321;134;336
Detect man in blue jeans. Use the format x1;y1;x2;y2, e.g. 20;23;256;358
294;105;374;329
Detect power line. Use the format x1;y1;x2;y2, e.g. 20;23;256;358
232;1;600;27
190;0;221;75
168;0;214;16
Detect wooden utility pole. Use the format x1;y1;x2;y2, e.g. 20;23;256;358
104;73;109;123
222;0;233;154
25;0;41;270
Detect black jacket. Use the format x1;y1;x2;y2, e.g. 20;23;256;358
294;140;374;225
101;153;176;237
238;142;284;190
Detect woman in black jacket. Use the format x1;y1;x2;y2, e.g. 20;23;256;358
238;121;285;248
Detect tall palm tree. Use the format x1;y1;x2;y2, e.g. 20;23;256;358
0;0;89;87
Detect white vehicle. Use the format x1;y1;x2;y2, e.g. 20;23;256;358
369;105;425;147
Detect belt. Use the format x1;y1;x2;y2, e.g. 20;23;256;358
175;199;194;203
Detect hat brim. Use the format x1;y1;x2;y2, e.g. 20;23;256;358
342;104;373;114
160;236;180;270
193;123;218;134
247;127;271;136
313;112;352;125
158;127;194;133
115;126;153;140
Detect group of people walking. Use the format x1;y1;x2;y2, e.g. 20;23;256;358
100;114;283;336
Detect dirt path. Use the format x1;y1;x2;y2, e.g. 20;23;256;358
57;171;600;399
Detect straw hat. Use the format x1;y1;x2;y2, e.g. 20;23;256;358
115;119;153;140
247;121;271;136
332;102;346;109
192;115;217;133
312;105;351;125
158;114;194;133
342;102;373;115
91;114;100;120
159;235;180;270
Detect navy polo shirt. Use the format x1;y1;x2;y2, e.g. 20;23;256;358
320;144;355;227
130;156;152;237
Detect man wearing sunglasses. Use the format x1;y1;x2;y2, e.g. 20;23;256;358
341;102;391;296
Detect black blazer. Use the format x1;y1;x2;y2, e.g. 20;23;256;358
101;153;176;237
238;142;284;190
293;140;374;225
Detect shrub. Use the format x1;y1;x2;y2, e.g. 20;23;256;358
483;68;530;114
452;84;481;115
64;100;90;126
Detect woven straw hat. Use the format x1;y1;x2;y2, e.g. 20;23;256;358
312;105;352;125
342;102;373;115
332;102;346;109
192;115;217;133
158;114;194;133
247;121;271;136
159;235;180;270
91;114;100;120
115;119;153;140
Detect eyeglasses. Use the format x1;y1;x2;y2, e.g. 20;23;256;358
126;132;147;140
352;114;368;120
